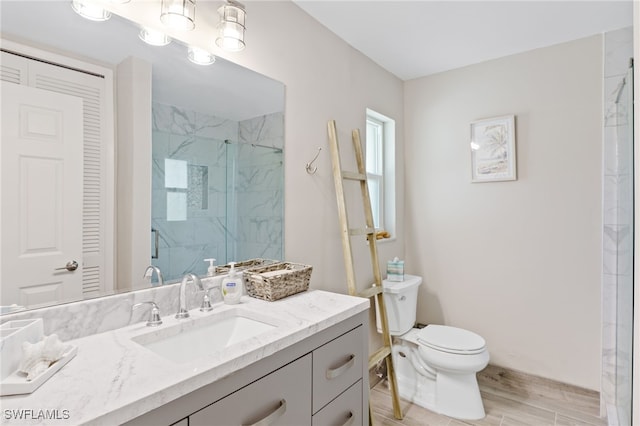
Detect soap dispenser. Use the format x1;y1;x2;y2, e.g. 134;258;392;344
204;258;216;277
221;262;242;304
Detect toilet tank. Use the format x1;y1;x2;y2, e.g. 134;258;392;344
375;274;422;336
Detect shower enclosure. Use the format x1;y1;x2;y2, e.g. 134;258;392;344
602;26;634;425
150;103;284;282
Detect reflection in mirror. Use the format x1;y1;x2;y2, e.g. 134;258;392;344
0;1;285;312
151;103;284;282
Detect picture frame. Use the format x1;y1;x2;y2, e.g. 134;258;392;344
470;115;517;182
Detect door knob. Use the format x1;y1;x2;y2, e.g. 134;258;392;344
55;260;78;271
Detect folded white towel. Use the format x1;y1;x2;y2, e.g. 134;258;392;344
18;334;69;381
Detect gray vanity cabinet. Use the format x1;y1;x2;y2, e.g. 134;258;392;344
190;354;312;426
126;310;369;426
312;380;363;426
312;326;363;413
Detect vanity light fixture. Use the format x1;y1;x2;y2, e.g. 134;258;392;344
215;0;246;52
187;46;216;65
139;27;172;46
71;0;111;21
160;0;196;31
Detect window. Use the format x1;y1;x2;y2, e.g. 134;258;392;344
365;109;396;237
366;117;384;229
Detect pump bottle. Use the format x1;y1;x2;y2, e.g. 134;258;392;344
204;258;216;277
221;262;242;304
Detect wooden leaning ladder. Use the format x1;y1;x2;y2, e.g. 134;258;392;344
327;120;403;423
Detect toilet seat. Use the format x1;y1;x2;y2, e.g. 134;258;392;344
417;325;486;355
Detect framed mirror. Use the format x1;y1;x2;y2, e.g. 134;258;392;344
0;0;285;313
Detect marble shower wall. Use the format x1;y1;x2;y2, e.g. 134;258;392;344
234;114;284;262
151;103;284;281
601;26;633;425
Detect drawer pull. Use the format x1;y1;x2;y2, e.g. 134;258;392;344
342;411;354;426
326;354;355;380
246;399;286;426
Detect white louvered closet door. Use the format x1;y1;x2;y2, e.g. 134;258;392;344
0;51;27;85
0;50;113;299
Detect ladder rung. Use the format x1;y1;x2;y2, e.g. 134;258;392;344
342;171;367;181
368;345;392;370
358;286;383;298
349;227;375;236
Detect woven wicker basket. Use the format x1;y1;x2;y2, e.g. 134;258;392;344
243;262;312;301
215;258;277;274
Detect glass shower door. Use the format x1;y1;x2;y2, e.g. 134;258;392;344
615;62;633;425
606;61;634;425
151;135;284;283
151;134;229;282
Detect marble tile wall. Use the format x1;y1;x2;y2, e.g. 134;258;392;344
0;278;221;342
151;104;284;280
601;26;633;426
233;114;284;262
239;112;285;150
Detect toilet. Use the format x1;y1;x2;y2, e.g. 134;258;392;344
375;275;489;420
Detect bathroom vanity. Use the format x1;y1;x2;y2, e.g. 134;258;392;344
0;290;369;426
127;302;366;426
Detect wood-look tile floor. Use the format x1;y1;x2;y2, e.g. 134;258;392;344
370;366;607;426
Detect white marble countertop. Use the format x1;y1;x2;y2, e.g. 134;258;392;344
0;290;369;426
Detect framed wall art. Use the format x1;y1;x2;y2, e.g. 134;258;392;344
470;115;516;182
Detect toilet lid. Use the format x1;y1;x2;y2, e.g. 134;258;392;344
417;325;486;355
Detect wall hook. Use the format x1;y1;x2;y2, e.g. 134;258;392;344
305;147;322;174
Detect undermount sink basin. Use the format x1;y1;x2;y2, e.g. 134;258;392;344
131;309;279;363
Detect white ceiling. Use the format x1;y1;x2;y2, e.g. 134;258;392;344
293;1;633;81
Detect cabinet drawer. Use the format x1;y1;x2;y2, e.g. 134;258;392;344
312;380;362;426
312;326;363;413
190;354;312;426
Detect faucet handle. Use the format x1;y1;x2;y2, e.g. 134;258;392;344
132;301;163;327
200;287;220;312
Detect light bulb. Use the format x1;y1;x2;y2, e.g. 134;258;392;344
215;2;246;52
216;23;245;51
71;0;111;21
139;28;172;46
188;47;215;65
160;0;196;31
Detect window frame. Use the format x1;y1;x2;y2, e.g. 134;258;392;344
365;108;396;240
366;116;385;230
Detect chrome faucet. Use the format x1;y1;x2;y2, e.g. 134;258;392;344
132;301;163;327
176;273;203;319
143;265;165;287
200;286;221;312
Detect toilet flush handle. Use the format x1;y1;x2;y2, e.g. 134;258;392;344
399;295;406;301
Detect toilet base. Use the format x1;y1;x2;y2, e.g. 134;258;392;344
391;335;487;420
433;371;486;420
391;349;436;409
